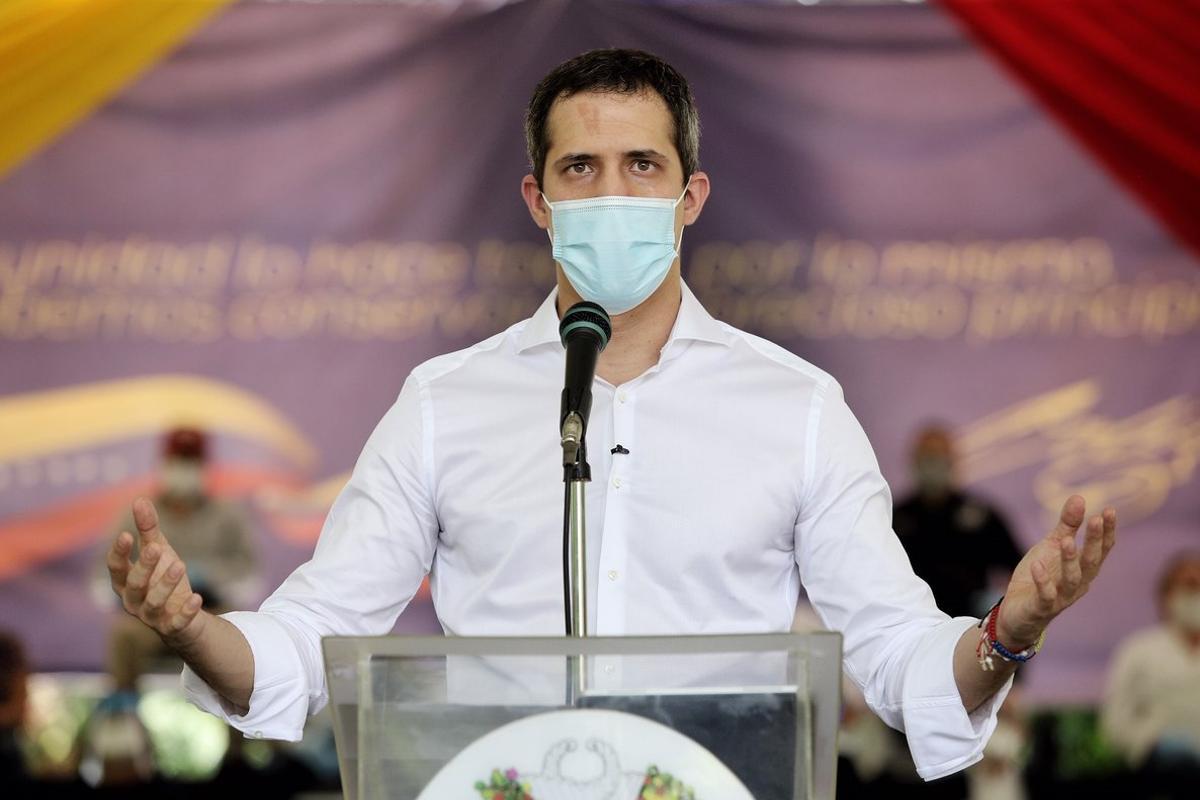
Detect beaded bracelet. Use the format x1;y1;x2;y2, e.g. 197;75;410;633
976;596;1046;671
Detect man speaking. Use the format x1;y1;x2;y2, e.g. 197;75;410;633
106;49;1117;781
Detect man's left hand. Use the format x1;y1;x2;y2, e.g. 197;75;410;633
996;495;1117;649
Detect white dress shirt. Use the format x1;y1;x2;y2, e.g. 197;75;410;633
184;283;1009;780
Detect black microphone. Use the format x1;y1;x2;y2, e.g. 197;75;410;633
558;301;612;466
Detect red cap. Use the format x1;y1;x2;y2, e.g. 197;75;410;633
162;427;208;461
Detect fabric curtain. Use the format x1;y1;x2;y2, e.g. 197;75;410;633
0;0;235;178
941;0;1200;255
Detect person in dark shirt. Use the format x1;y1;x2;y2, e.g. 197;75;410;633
893;425;1024;619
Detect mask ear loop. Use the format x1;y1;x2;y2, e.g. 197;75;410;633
671;177;693;253
540;192;555;246
675;177;693;206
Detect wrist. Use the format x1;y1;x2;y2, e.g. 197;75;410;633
976;596;1046;672
995;599;1044;651
161;608;211;653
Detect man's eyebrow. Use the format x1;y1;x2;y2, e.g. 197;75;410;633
553;152;595;167
625;149;670;161
551;149;671;167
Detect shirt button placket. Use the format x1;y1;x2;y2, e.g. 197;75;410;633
597;385;632;635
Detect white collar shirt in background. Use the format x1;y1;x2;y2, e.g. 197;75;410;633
184;283;1011;780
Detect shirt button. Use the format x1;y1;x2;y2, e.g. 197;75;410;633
253;731;264;739
612;477;622;489
607;570;618;581
617;391;628;404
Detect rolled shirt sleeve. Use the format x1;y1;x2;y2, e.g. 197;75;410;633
183;375;439;740
795;379;1011;780
182;611;312;740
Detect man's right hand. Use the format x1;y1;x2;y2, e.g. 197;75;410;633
108;497;206;645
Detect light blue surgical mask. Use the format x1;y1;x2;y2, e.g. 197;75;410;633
542;181;689;315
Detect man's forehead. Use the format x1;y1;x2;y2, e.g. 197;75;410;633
545;90;675;153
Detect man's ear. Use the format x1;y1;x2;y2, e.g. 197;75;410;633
521;174;550;230
682;171;711;226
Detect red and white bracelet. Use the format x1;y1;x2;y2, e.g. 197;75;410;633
976;596;1046;671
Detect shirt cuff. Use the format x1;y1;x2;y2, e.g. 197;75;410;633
180;610;310;741
900;616;1014;781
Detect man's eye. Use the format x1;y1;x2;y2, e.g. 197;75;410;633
633;160;654;172
568;163;591;174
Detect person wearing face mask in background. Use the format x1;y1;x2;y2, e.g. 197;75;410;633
93;427;258;699
1101;552;1200;799
893;425;1025;619
81;428;258;787
883;430;1029;800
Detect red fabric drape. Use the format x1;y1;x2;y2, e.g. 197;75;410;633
941;0;1200;255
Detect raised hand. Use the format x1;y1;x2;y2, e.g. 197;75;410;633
107;497;206;643
996;495;1117;649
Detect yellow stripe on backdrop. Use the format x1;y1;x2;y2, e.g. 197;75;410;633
0;0;236;179
0;375;318;468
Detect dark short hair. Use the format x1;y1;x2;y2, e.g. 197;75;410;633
524;48;700;188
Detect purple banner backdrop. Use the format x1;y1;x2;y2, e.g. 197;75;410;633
1;1;1197;703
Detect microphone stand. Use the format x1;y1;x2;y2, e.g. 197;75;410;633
561;412;589;638
561;410;589;706
557;299;610;706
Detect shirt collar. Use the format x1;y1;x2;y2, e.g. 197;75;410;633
514;281;731;355
671;281;732;348
514;289;562;353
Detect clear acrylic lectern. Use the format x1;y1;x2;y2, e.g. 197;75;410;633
323;633;842;800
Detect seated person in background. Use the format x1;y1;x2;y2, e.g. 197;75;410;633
0;630;30;789
96;427;258;692
1101;551;1200;798
894;425;1023;618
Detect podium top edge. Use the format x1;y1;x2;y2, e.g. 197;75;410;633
321;631;842;659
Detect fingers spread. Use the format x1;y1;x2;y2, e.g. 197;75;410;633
166;593;204;634
147;545;177;587
1031;558;1058;611
1051;495;1086;540
143;560;186;618
1080;514;1105;577
161;575;195;618
123;543;161;605
1060;535;1083;597
133;497;163;546
1102;507;1117;555
107;532;134;590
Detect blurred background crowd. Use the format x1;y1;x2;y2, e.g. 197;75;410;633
1;0;1197;798
3;425;1196;799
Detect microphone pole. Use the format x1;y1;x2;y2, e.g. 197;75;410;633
558;301;611;639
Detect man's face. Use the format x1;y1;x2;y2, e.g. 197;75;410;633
522;90;708;256
519;87;710;310
541;89;685;201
